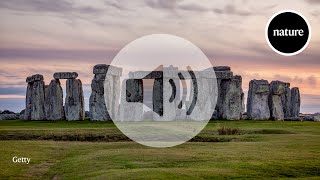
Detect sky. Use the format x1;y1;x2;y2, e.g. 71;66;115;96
0;0;319;113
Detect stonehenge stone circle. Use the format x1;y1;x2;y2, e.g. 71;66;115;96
291;87;301;117
45;79;64;120
247;80;270;120
54;72;78;79
268;81;286;120
25;74;46;120
65;79;85;120
23;64;302;121
90;64;122;121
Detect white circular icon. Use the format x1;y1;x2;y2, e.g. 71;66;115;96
106;34;218;147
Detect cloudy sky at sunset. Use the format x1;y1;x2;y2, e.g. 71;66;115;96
0;0;319;113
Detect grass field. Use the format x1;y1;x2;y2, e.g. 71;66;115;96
0;120;319;179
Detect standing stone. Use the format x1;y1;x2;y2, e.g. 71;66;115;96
90;74;110;121
65;79;84;120
221;75;243;120
281;83;292;118
31;80;46;120
25;83;33;120
25;74;46;120
211;67;233;119
45;79;64;120
291;87;301;117
247;80;270;120
268;81;286;120
119;79;143;121
89;65;122;121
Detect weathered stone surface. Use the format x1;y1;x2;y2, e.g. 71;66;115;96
269;80;286;95
303;116;315;121
90;65;122;121
129;71;163;79
31;80;46;120
204;66;231;72
291;87;300;117
247;80;270;120
93;64;122;76
53;72;78;79
213;66;231;71
104;75;121;120
119;80;143;121
269;95;284;120
202;68;233;79
0;114;18;120
25;83;33;120
19;109;25;119
90;79;110;121
45;79;64;120
26;74;44;83
241;113;248;120
268;81;286;120
220;75;243;120
284;117;302;121
281;83;292;118
187;77;217;121
65;79;84;121
85;111;90;118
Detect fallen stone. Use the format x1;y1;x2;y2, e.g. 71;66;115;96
65;79;85;121
284;117;302;121
0;114;18;120
303;116;314;121
247;80;270;120
53;72;78;79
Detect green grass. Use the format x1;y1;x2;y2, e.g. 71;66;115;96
0;120;319;179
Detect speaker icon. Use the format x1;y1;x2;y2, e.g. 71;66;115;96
125;65;199;117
